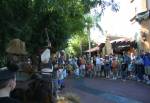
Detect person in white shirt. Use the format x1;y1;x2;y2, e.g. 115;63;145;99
95;55;102;77
57;65;65;90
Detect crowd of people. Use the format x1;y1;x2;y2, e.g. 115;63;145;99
1;48;150;103
51;51;150;93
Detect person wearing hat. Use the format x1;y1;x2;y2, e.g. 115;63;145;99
0;63;21;103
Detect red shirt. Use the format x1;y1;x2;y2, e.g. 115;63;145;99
86;64;93;71
112;60;118;70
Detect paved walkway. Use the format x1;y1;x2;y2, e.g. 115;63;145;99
63;78;150;103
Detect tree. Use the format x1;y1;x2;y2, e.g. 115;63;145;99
0;0;119;57
66;32;89;56
0;0;85;55
82;0;119;13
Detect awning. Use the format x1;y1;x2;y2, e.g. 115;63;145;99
84;46;99;53
84;43;105;53
111;38;137;51
110;38;132;43
136;10;150;22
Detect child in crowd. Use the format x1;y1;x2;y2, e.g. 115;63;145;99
57;64;65;90
74;66;80;78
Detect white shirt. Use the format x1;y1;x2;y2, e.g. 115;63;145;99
96;57;101;65
57;68;64;80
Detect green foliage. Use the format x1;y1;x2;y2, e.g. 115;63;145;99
0;0;85;55
66;32;88;56
81;0;119;14
0;0;119;57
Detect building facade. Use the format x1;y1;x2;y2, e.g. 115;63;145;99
129;0;150;52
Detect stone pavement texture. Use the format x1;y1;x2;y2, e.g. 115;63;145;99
62;78;150;103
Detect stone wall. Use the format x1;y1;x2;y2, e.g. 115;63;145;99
140;19;150;52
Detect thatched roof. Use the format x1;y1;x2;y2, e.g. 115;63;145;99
6;39;27;55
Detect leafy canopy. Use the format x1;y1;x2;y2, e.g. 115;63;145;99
0;0;119;57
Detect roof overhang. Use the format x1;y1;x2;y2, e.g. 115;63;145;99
84;46;99;53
